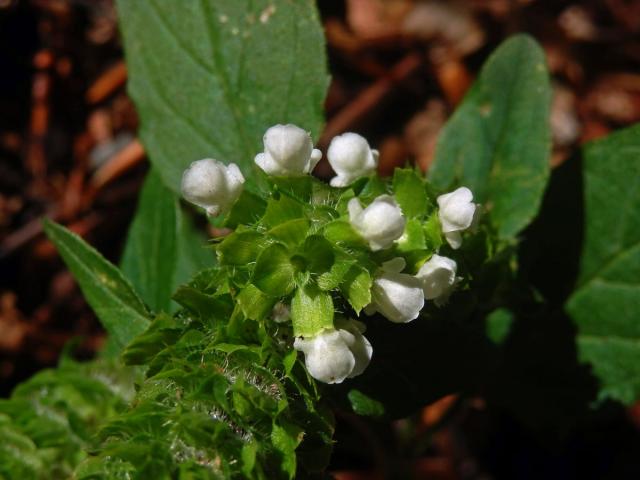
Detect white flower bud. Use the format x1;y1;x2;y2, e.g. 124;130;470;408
437;187;478;249
416;254;461;306
365;258;424;323
348;195;406;251
293;319;372;384
254;124;322;176
327;132;379;187
181;159;244;217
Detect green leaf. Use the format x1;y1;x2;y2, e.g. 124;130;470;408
291;285;334;337
485;308;514;345
43;220;150;354
347;389;384;417
565;124;640;404
429;34;551;239
271;421;303;478
268;218;310;248
262;194;305;228
340;266;372;314
237;284;277;321
121;170;214;313
317;257;355;291
117;0;329;190
120;170;178;313
392;168;429;218
323;220;368;249
252;243;295;297
217;230;267;266
173;210;215;286
225;190;267;229
301;235;334;274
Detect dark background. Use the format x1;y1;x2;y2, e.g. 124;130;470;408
1;1;640;478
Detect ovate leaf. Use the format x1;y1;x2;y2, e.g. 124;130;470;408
43;220;150;354
565;124;640;404
117;0;329;190
430;34;551;239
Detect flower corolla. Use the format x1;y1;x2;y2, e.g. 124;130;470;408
181;159;244;216
365;258;424;323
348;195;406;251
416;254;461;306
254;124;322;176
437;187;478;249
327;132;378;187
293;319;372;384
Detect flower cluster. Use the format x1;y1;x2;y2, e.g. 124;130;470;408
181;124;480;384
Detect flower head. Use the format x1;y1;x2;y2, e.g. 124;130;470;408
327;132;379;187
181;159;244;216
416;254;461;306
365;258;424;323
437;187;478;249
254;124;322;176
348;195;406;251
293;319;372;384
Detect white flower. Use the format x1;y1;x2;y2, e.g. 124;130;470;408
327;132;379;187
365;258;424;323
254;124;322;176
181;159;244;217
293;319;372;384
416;254;461;306
348;195;406;251
437;187;478;249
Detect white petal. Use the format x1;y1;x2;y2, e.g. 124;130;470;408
294;330;356;384
260;124;317;176
181;159;244;216
254;152;282;175
416;254;458;300
444;231;462;249
327;133;377;185
369;272;424;323
437;187;476;233
335;318;372;378
348;195;406;251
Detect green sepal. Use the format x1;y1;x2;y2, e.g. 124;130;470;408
423;213;443;251
340;266;372;314
291;285;334;337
